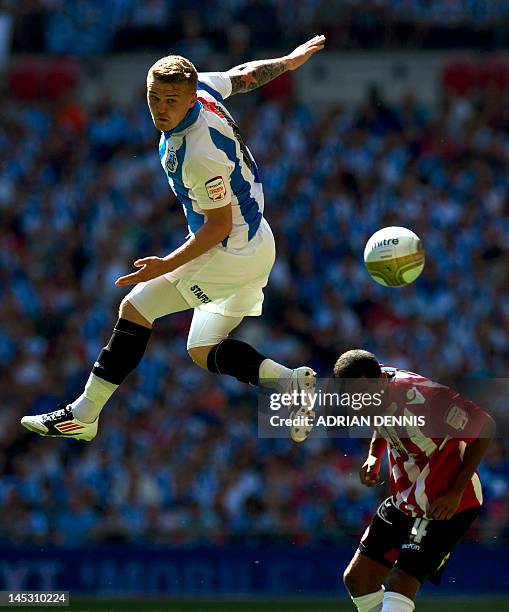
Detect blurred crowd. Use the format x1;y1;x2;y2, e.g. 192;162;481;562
4;0;509;58
1;60;509;548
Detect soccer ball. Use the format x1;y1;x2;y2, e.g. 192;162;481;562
364;226;425;287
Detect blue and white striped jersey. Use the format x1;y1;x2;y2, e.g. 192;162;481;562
159;72;264;250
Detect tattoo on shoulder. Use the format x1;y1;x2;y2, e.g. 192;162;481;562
230;60;287;95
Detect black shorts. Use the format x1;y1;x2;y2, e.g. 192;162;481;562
358;497;480;585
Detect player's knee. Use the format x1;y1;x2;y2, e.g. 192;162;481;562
384;567;420;600
188;345;214;369
119;298;152;328
343;553;387;598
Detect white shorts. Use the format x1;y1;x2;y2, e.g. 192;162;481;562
168;217;275;317
126;217;275;320
127;275;244;348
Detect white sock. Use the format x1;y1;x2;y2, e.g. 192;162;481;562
258;358;293;390
352;589;384;612
381;592;415;612
71;373;118;423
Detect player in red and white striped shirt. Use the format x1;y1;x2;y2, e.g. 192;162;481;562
335;350;494;612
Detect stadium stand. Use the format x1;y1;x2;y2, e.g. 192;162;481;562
1;70;508;547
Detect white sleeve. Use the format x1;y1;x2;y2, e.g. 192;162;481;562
198;72;233;100
185;153;234;210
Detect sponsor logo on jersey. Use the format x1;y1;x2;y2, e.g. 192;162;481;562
406;387;426;405
205;176;227;201
190;284;211;304
166;149;178;173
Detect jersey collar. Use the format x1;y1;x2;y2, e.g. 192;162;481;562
163;100;202;137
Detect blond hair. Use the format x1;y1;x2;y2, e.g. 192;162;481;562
148;55;198;91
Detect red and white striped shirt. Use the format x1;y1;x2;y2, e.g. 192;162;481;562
378;367;487;518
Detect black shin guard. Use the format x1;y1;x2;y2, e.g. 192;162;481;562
92;318;151;385
206;339;266;385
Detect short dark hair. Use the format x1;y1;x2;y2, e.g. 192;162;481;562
333;349;381;379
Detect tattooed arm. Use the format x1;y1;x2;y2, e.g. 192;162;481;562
227;35;326;95
228;58;288;95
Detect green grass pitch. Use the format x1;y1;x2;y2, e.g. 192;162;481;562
52;596;509;612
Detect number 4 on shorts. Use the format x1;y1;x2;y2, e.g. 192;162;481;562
410;517;429;544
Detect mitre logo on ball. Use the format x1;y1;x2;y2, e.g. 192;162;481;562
364;226;425;287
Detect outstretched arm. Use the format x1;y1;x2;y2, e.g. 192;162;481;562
115;205;232;286
227;35;326;95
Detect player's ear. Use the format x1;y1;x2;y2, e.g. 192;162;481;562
189;90;197;107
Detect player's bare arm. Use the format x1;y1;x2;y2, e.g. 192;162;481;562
359;430;387;487
429;414;495;520
227;35;326;95
115;204;232;286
